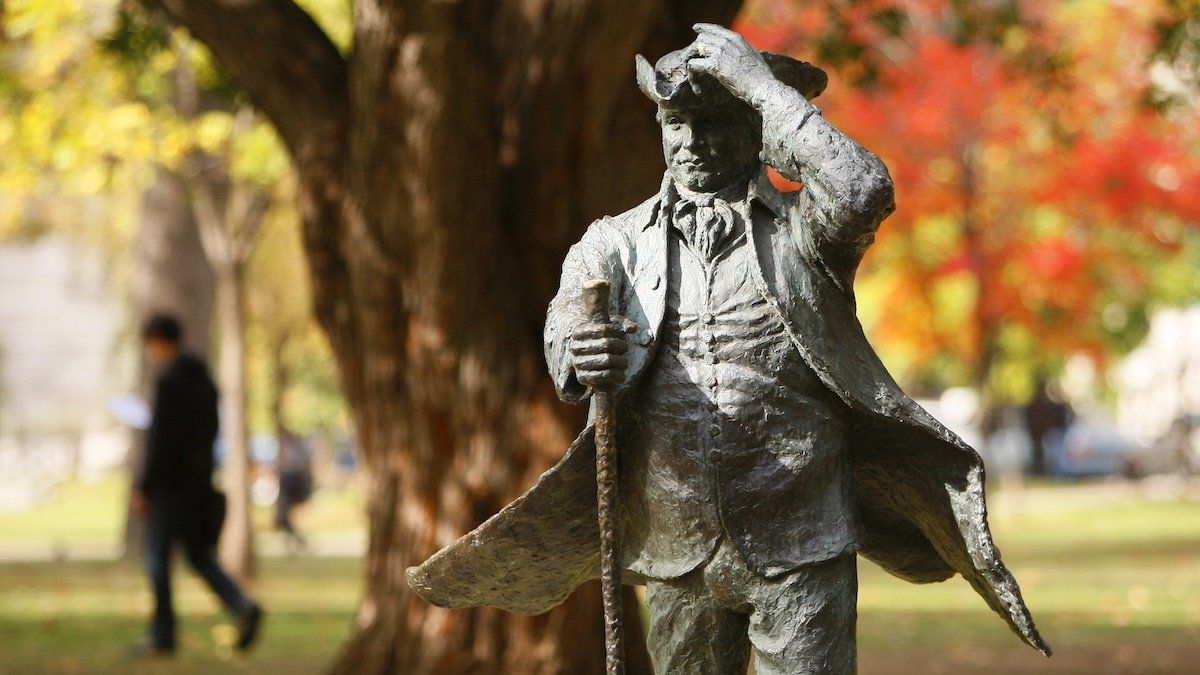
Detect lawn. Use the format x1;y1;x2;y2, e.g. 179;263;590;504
0;479;1197;673
855;484;1200;674
0;556;360;674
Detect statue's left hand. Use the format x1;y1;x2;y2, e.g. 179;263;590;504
684;23;774;103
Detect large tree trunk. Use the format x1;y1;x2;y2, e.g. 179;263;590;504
214;262;256;581
124;168;215;559
152;1;742;671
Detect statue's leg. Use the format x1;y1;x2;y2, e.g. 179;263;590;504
744;553;858;675
644;573;751;675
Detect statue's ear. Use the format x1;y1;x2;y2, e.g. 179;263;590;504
635;54;659;103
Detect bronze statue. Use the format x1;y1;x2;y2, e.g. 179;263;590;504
408;24;1049;674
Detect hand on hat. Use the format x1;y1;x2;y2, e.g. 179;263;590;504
683;24;775;103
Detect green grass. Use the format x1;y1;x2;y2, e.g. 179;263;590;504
0;477;127;541
0;473;364;542
855;486;1200;673
1;480;1198;673
0;557;361;674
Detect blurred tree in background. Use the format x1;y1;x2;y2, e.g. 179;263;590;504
2;0;1199;673
0;0;346;578
740;0;1200;415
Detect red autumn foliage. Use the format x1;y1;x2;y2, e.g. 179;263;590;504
737;0;1200;399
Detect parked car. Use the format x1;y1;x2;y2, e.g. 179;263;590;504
1048;421;1140;478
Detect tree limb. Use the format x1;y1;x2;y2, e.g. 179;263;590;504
147;0;348;167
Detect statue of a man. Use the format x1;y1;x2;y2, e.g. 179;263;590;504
409;24;1049;673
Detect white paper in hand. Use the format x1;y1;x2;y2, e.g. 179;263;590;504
108;394;152;430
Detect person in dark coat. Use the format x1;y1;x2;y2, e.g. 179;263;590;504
132;313;262;656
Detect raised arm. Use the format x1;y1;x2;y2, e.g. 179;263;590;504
685;24;895;285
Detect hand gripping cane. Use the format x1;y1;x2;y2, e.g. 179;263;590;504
581;279;625;675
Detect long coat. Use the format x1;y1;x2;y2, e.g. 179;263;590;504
140;352;219;498
140;352;225;545
408;84;1049;655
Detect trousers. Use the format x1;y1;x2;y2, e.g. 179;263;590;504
145;495;251;647
645;539;857;674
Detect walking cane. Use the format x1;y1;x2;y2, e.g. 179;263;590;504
582;279;625;675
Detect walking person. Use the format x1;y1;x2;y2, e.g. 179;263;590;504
274;428;312;554
132;313;263;657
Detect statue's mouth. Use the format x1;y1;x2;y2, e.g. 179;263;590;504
677;159;718;171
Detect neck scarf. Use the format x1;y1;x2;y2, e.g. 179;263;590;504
670;181;746;263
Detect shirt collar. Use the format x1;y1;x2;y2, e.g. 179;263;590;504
645;168;787;230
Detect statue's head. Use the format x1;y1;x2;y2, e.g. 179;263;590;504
656;102;761;193
636;48;827;194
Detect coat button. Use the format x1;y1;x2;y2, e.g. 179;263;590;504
638;332;653;346
709;426;721;438
702;312;715;324
709;449;720;462
649;273;661;290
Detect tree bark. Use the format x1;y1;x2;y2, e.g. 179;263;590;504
150;0;743;671
188;161;266;584
213;261;256;581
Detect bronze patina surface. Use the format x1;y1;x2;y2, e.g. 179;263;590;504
408;23;1049;674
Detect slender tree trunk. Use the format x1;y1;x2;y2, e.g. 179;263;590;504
214;261;256;581
151;1;742;671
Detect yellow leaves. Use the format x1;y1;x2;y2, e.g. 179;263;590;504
157;122;192;170
194;111;236;153
4;0;121;84
1002;26;1029;56
295;0;354;54
909;214;961;267
180;110;288;186
107;102;151;137
229;121;288;187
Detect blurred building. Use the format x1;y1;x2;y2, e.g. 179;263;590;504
1114;306;1200;446
0;237;132;507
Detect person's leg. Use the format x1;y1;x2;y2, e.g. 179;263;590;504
644;574;751;675
143;500;176;650
181;538;254;617
274;495;293;534
745;554;858;675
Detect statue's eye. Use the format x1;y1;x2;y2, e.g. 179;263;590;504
666;116;682;126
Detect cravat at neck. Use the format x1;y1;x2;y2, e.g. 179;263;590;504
672;195;739;263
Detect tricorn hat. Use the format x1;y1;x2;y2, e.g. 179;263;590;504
636;48;827;111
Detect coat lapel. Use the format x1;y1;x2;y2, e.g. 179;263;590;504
618;186;669;392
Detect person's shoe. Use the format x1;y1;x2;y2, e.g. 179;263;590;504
235;603;263;651
129;641;175;658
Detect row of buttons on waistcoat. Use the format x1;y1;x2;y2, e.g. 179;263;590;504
699;279;721;461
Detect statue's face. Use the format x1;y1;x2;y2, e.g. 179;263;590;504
659;104;761;193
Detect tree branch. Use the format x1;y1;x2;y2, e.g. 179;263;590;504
185;165;232;268
147;0;348;168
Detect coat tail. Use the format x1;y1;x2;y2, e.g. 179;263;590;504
853;414;1051;656
406;428;600;614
